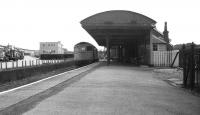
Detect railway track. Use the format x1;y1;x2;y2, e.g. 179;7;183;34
0;65;76;93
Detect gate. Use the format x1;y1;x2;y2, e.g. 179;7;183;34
180;43;200;90
152;50;179;67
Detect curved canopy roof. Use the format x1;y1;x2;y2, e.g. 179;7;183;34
81;10;156;28
81;10;157;46
74;42;96;48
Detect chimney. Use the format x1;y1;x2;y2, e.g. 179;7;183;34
163;22;169;43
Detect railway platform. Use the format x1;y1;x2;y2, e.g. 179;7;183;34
0;62;200;115
0;62;100;114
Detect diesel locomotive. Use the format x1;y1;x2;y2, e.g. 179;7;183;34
74;42;98;66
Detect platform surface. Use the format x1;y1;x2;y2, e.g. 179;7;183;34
1;63;200;115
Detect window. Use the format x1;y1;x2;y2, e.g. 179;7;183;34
153;44;158;51
86;46;93;51
81;47;85;51
42;44;45;47
51;50;55;53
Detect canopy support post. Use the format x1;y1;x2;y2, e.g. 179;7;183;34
106;37;110;65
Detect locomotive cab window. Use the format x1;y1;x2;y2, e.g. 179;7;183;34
86;46;93;51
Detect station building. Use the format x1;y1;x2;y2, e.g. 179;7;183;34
81;10;171;65
40;41;64;54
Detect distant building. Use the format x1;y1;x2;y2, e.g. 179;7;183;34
24;50;35;56
151;22;172;51
40;41;64;54
63;48;74;54
34;50;40;57
63;48;68;54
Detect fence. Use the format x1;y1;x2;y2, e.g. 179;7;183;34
0;58;73;70
180;43;200;90
152;50;179;67
0;60;75;84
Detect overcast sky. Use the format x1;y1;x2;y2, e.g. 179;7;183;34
0;0;199;51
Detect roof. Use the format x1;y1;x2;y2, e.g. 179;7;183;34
152;35;167;44
74;42;95;47
81;10;156;28
153;28;164;37
81;10;157;46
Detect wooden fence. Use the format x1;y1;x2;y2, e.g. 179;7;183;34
152;50;179;67
0;58;73;70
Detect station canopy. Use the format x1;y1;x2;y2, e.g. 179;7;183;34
81;10;156;46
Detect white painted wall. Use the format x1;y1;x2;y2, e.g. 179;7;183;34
40;41;64;54
158;44;167;51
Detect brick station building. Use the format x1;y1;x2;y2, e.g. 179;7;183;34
81;10;171;65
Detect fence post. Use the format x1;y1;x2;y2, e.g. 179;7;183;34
5;62;7;69
16;61;18;68
0;62;2;69
182;44;187;88
191;42;195;90
25;60;27;67
22;61;24;67
12;61;14;68
171;51;179;67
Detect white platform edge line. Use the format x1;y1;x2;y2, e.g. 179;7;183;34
0;62;97;95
